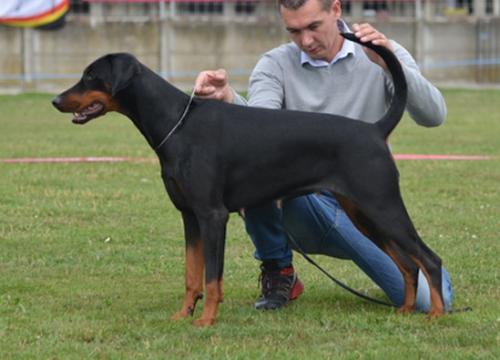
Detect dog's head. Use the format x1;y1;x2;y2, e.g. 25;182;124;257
52;53;141;124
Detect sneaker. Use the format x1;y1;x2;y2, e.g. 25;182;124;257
255;263;304;310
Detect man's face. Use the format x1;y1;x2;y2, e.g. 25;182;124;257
281;0;342;62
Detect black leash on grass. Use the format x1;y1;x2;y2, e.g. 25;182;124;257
287;234;396;308
287;234;473;313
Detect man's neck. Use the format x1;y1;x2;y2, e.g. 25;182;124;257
301;36;354;67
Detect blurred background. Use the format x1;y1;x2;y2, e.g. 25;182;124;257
1;0;499;93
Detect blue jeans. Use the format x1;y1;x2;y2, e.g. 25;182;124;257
244;192;454;312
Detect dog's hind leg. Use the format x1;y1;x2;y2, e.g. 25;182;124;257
194;207;229;326
383;241;420;313
390;232;444;318
377;205;444;318
335;193;444;317
336;194;419;312
172;211;205;320
409;245;444;318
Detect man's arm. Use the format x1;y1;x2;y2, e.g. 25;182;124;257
246;54;285;109
352;23;446;127
390;42;447;127
193;52;285;110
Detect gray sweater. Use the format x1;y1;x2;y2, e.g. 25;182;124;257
233;38;446;127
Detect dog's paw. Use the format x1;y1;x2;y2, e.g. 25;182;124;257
427;309;445;320
193;317;216;327
171;308;193;320
396;305;416;315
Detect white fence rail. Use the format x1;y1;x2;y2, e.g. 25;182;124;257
0;1;499;92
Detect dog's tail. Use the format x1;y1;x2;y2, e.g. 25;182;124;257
341;32;408;139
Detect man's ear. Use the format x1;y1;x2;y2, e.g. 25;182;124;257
332;0;342;16
107;53;142;96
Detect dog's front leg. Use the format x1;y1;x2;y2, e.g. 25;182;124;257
194;208;229;327
171;211;204;320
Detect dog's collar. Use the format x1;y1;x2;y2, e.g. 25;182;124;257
155;90;195;151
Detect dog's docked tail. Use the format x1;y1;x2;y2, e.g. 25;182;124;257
340;32;408;139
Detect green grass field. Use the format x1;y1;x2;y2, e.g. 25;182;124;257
1;90;499;359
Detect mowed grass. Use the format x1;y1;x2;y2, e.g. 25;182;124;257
0;90;499;359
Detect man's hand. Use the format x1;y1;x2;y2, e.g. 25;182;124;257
352;23;394;71
194;69;234;103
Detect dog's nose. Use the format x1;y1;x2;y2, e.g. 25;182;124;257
51;96;62;109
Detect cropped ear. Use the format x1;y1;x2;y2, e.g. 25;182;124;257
107;53;142;96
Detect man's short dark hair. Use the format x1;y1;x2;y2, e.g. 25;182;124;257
278;0;334;11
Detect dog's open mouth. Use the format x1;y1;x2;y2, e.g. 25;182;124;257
72;102;105;124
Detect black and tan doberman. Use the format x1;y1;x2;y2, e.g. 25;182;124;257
52;33;445;326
